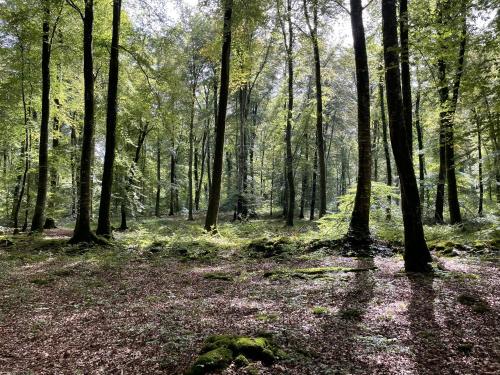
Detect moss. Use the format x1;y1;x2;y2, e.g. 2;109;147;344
234;354;250;367
191;333;282;372
255;313;278;322
312;306;328;315
30;276;55;286
246;237;292;258
457;294;490;313
186;347;233;375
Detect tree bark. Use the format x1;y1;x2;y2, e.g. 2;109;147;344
348;0;372;240
155;136;161;216
382;0;431;272
70;0;100;243
204;0;233;231
96;0;121;236
399;0;412;156
415;85;426;204
380;70;392;220
304;0;326;217
188;84;196;221
310;150;317;221
31;1;51;232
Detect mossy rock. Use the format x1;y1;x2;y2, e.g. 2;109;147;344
246;237;291;258
186;347;233;375
189;334;282;374
43;217;57;229
234;354;250;367
233;337;276;365
265;266;377;280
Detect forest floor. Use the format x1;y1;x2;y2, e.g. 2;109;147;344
0;215;499;374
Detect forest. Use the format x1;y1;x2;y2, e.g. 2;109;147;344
0;0;498;373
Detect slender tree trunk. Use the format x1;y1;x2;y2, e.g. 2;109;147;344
188;84;195;221
169;140;176;216
399;0;412;156
31;1;51;232
348;0;371;240
70;0;100;243
310;150;317;221
380;71;392;219
96;0;121;236
155;136;161;216
372;120;379;181
280;0;295;226
445;13;467;224
299;131;309;219
382;0;431;272
204;0;233;231
304;0;326;217
415;86;426;204
473;110;483;216
195;129;206;211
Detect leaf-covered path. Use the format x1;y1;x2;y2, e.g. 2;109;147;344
0;223;499;374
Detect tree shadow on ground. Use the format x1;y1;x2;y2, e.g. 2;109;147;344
407;273;449;375
320;257;377;374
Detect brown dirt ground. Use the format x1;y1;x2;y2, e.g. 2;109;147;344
0;237;498;374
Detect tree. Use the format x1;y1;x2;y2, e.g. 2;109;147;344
68;0;101;243
382;0;431;272
96;0;122;237
204;0;233;232
31;0;52;232
348;0;371;241
303;0;326;218
277;0;295;227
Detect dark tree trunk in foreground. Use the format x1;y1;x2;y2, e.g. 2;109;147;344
382;0;431;272
399;0;412;156
70;0;100;243
96;0;121;236
204;0;233;232
304;0;326;217
31;2;51;232
348;0;371;241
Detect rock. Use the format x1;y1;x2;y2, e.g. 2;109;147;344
186;347;233;375
43;217;57;229
234;354;250;367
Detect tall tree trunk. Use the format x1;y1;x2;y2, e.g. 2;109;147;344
310;150;317;220
188;84;195;221
445;13;467;224
279;0;295;226
399;0;412;156
372;120;379;181
70;0;100;243
474;110;483;216
415;85;426;204
31;1;51;232
169;140;176;216
382;0;431;272
380;70;392;219
204;0;233;231
348;0;372;241
96;0;121;236
299;131;309;219
155;136;161;216
304;0;326;217
237;85;249;217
